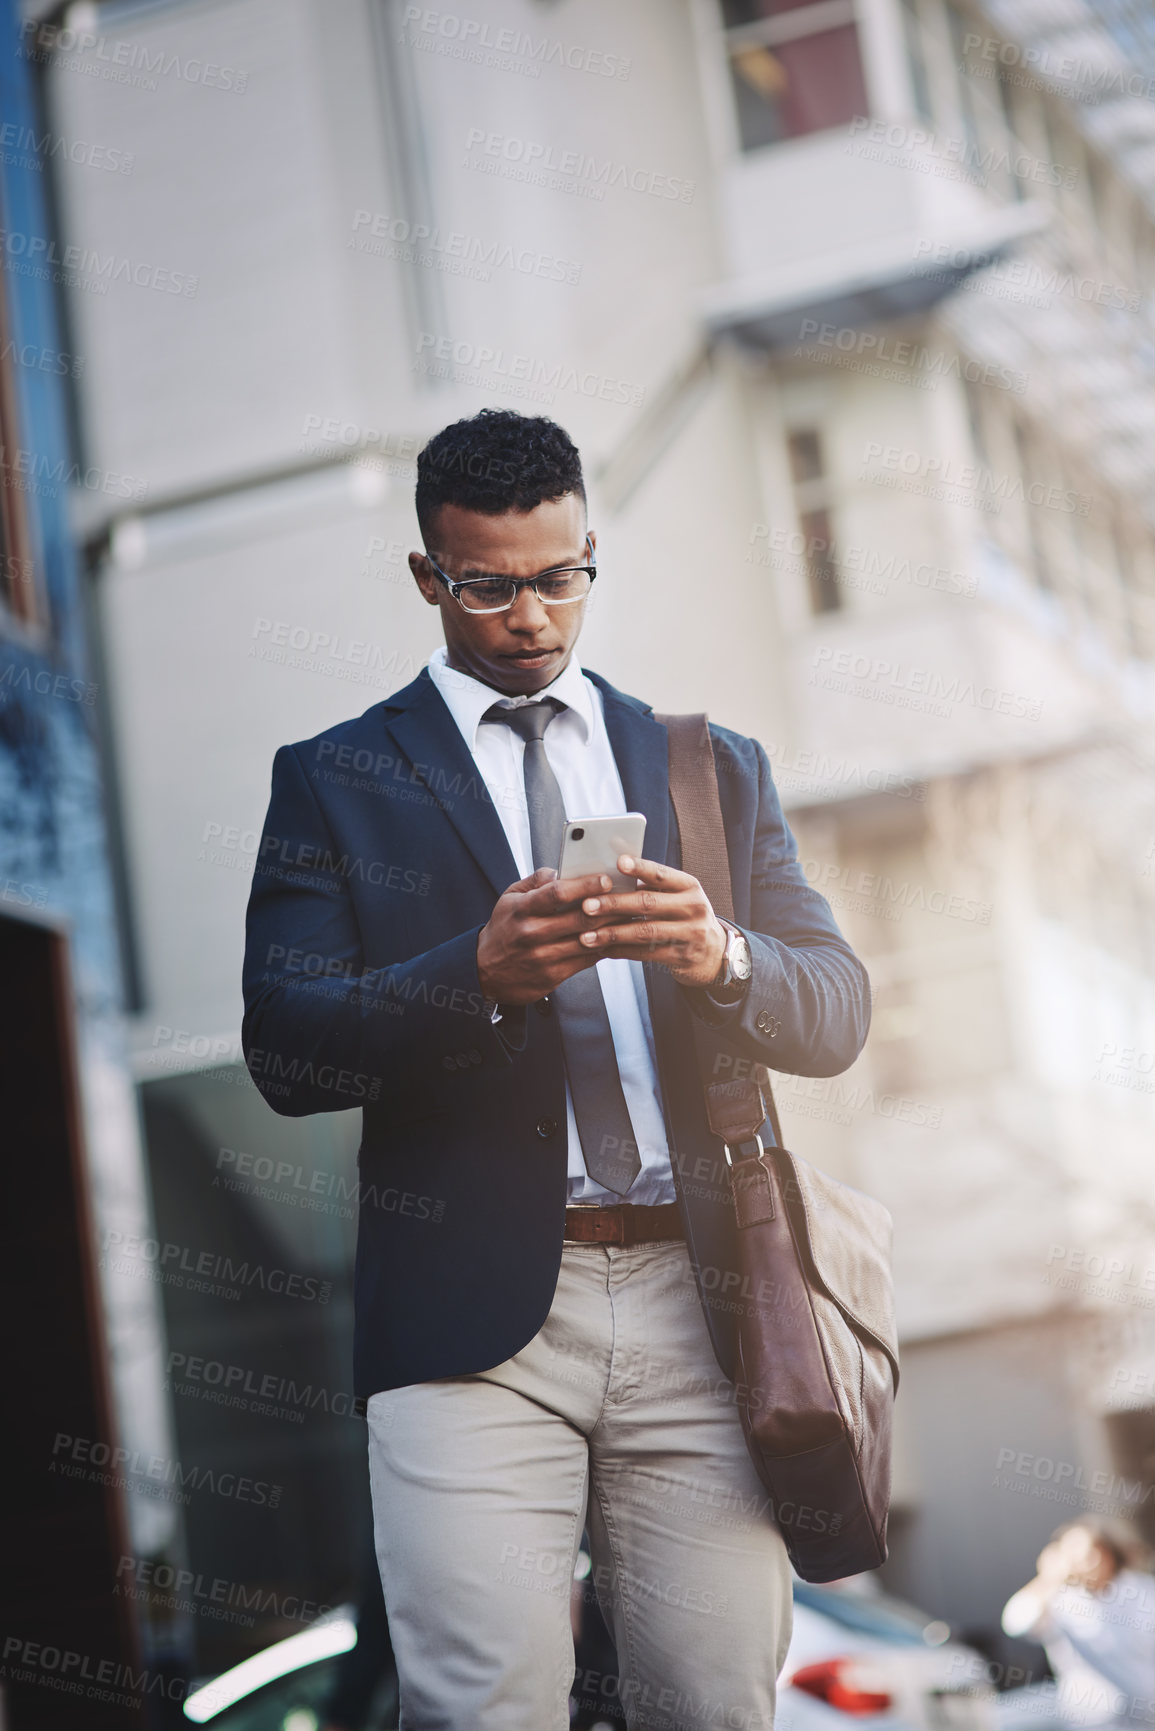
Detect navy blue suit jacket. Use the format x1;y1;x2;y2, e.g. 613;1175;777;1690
241;668;870;1399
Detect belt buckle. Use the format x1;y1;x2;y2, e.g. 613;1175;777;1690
592;1209;622;1244
568;1206;623;1245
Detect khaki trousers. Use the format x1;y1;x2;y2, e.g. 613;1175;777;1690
366;1237;793;1731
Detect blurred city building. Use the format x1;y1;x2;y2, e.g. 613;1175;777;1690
12;0;1155;1690
0;0;178;1721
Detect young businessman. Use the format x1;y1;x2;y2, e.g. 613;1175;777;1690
242;409;871;1730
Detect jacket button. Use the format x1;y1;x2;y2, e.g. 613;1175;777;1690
441;1055;457;1071
536;1116;557;1138
535;997;553;1017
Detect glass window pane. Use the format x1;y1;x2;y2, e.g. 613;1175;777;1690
788;429;824;485
730;25;869;150
801;509;842;612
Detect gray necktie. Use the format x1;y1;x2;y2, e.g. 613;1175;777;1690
483;699;642;1196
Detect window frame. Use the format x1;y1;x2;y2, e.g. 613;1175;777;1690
720;0;870;153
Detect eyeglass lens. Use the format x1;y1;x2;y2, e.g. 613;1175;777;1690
457;570;592;611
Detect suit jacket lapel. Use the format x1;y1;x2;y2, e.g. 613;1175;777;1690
382;672;520;898
380;667;673;901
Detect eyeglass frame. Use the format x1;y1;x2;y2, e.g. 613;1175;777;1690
423;533;597;614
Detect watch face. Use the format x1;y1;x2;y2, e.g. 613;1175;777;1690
731;932;753;981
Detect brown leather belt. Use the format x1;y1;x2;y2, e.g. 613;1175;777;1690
563;1203;684;1247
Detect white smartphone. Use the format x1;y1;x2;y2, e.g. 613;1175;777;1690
557;814;646;894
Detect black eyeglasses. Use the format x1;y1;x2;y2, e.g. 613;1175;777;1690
425;535;597;615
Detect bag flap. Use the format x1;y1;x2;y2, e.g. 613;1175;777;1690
775;1147;900;1378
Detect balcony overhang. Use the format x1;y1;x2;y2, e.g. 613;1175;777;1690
702;199;1049;350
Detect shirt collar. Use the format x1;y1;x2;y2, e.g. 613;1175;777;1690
427;645;593;751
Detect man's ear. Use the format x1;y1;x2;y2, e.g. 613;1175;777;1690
410;551;440;606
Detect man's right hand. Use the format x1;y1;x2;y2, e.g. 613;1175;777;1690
476;867;630;1005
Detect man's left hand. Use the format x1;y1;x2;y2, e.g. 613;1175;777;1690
576;855;728;987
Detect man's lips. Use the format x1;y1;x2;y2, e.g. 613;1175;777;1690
502;647;559;662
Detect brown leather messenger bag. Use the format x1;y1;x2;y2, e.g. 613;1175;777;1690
655;712;900;1582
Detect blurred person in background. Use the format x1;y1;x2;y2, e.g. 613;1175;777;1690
1002;1518;1155;1726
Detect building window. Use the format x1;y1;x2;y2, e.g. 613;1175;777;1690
0;258;37;625
787;427;841;614
965;375;1063;600
721;0;869;152
1010;415;1060;597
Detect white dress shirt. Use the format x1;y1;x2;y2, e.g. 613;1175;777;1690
426;646;676;1205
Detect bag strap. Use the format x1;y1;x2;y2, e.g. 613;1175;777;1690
654;714;735;920
654;712;784;1153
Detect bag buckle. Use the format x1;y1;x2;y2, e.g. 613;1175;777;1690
723;1133;764;1168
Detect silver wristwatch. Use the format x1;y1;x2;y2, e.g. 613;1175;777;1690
711;919;753;1000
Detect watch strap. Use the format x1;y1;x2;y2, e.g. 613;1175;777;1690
713;918;737;988
712;920;750;1001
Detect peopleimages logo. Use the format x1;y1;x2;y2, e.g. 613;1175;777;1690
846;114;1078;190
351;208;582;285
463;129;695;203
21;18;249;92
248;618;420;689
800;857;992;926
0;336;84;379
762;742;924;802
0;121;134;174
0;1635;191;1711
166;1352;360;1423
101;1229;332;1304
747;523;978;598
0;227;198;296
861;441;1093;516
214;1145;446;1224
810;646;1044;720
414;332;645;407
400;8;632;79
0;440;147;501
797;319;1028;394
0;661;98;707
114;1556;331;1630
912;239;1140;315
994;1446;1155;1509
50;1431;283;1508
959;30;1155;104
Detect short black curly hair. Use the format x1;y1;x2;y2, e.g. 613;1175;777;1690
415;408;585;546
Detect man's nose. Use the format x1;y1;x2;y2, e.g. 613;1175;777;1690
507;584;551;629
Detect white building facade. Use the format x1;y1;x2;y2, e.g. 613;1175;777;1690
30;0;1155;1658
